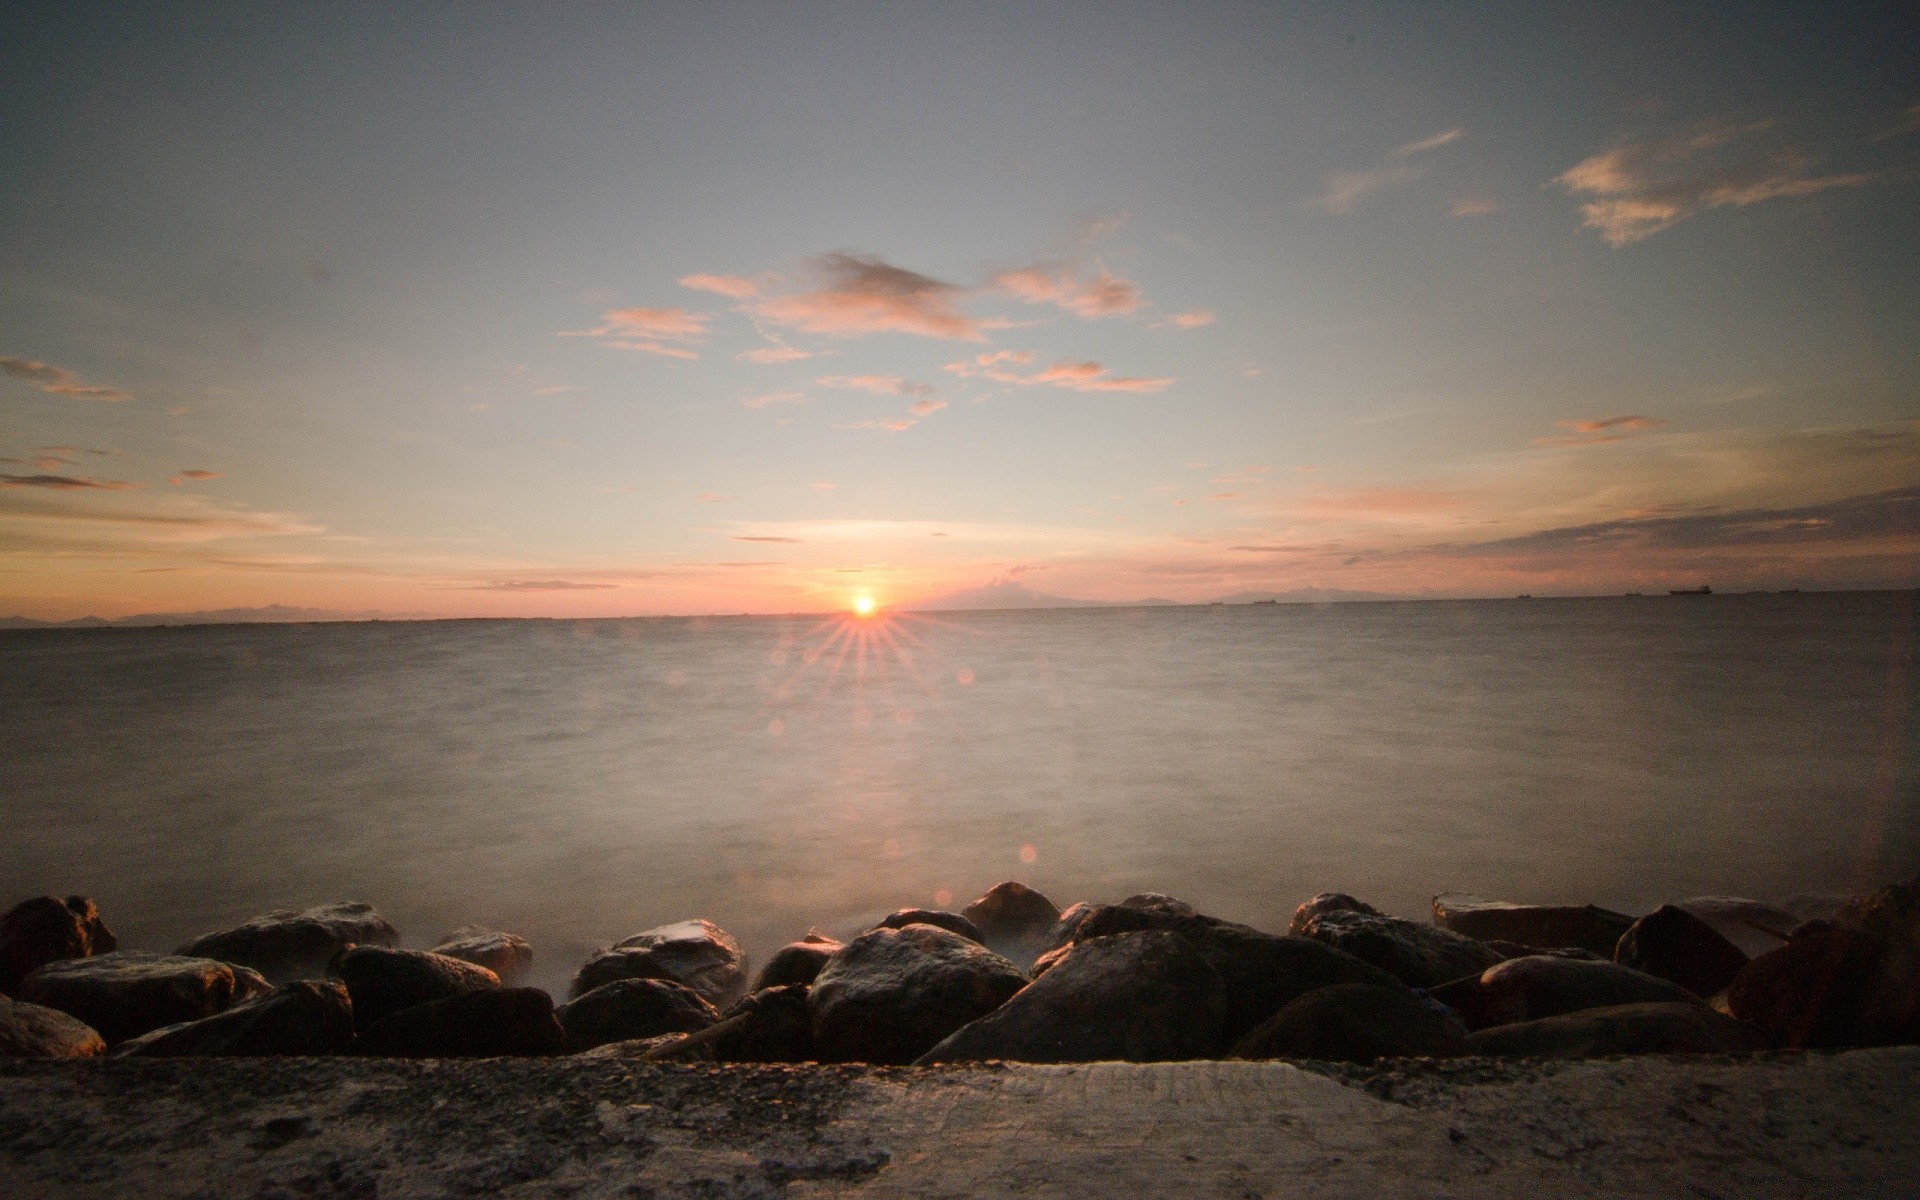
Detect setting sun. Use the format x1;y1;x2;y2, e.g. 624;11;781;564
852;595;877;617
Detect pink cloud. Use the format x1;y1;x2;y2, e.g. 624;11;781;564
1451;198;1500;217
562;307;711;358
1161;309;1214;329
742;391;806;409
1532;414;1670;446
817;374;934;397
678;272;760;298
751;253;980;340
0;356;131;401
835;417;918;433
1029;360;1173;393
737;346;814;364
908;398;947;417
994;263;1141;318
943;350;1035;383
695;493;734;502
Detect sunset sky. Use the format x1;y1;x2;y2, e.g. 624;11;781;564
3;3;1916;619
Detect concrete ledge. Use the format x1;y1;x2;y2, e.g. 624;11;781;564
3;1049;1917;1198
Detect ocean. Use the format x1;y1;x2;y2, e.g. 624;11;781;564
4;591;1915;996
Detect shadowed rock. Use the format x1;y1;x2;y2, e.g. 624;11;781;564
17;951;263;1045
1428;955;1703;1032
1;896;116;993
556;978;718;1053
709;985;817;1063
809;924;1028;1064
0;998;106;1057
1616;905;1750;999
752;933;841;991
571;919;746;1009
1287;893;1382;936
1033;901;1100;960
430;927;533;987
1469;1001;1774;1058
1298;909;1504;989
1230;983;1469;1064
113;980;354;1057
962;882;1061;966
1431;895;1635;957
357;987;565;1057
920;930;1226;1064
334;946;499;1031
1482;941;1606;962
575;1033;713;1061
873;909;984;944
177;903;399;985
1671;896;1800;959
1727;919;1920;1049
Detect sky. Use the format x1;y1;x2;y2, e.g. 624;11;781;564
2;1;1917;619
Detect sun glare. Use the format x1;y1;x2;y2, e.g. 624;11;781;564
852;594;877;617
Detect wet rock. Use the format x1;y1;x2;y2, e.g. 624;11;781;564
1726;920;1920;1048
1616;905;1750;999
962;882;1061;965
0;998;106;1057
1481;941;1606;962
1671;896;1800;959
1431;894;1635;957
752;934;841;991
1118;893;1200;918
1032;901;1100;960
873;909;984;944
919;930;1227;1064
1230;983;1469;1064
1469;1001;1775;1058
0;895;116;993
357;987;565;1057
113;980;355;1057
177;902;400;985
430;927;533;987
556;978;719;1053
334;946;499;1031
1286;893;1383;936
809;924;1028;1064
575;1033;712;1061
570;919;746;1009
709;985;817;1063
1833;876;1920;947
1428;955;1703;1032
16;951;256;1045
1297;909;1504;989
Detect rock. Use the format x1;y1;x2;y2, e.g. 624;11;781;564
1615;905;1750;999
1726;920;1920;1048
333;946;499;1031
1286;893;1382;936
0;895;116;993
1832;876;1920;947
1118;893;1200;917
575;1033;712;1061
1230;984;1470;1064
1032;901;1100;960
16;951;257;1045
570;919;746;1009
357;987;565;1057
808;924;1028;1064
113;981;355;1057
1469;1001;1774;1058
177;902;400;985
0;998;106;1057
1671;896;1800;959
919;930;1227;1064
1481;941;1606;962
752;934;840;990
873;909;984;944
709;985;817;1063
430;927;533;987
1431;894;1635;957
1428;955;1703;1032
1297;909;1504;988
962;882;1061;965
556;978;719;1053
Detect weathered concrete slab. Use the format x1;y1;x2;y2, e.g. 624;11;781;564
2;1049;1916;1198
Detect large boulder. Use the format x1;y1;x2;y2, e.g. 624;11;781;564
556;978;719;1053
919;930;1226;1064
709;985;817;1064
176;903;399;985
0;998;106;1058
873;909;984;944
113;980;354;1057
1671;896;1800;959
16;951;265;1045
752;933;841;991
1615;905;1750;999
1431;895;1634;957
333;946;499;1031
1032;902;1100;961
1230;984;1470;1064
1297;909;1504;989
1428;955;1702;1032
1468;1002;1774;1058
0;896;116;993
1726;920;1920;1048
962;882;1061;966
357;987;565;1057
430;927;533;987
1286;893;1382;936
808;924;1028;1064
570;919;746;1009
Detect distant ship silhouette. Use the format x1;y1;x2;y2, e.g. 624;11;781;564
1669;584;1713;596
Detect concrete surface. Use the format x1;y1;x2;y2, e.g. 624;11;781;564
2;1049;1916;1198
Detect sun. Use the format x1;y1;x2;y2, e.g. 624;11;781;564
852;594;877;617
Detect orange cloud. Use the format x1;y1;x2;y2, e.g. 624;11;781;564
908;398;947;417
677;272;760;298
817;374;934;397
737;346;814;364
1391;127;1465;158
994;263;1142;318
835;417;917;433
751;253;980;340
1028;360;1173;393
1532;414;1670;446
0;356;131;401
170;469;223;485
742;391;806;409
1161;309;1214;329
694;493;734;502
1;473;141;491
1304;488;1465;516
562;307;711;357
1451;198;1500;217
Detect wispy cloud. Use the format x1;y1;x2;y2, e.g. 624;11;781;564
834;417;918;433
742;391;806;409
1158;309;1214;329
1306;164;1422;214
908;398;947;417
1;473;141;491
817;374;934;397
1391;127;1465;158
694;492;734;502
993;263;1142;318
1451;198;1499;217
1871;103;1920;142
732;535;802;543
737;345;814;364
169;469;222;485
944;351;1170;393
562;307;712;357
0;356;132;401
677;272;760;298
1533;414;1669;446
455;580;621;591
1557;121;1875;246
751;253;980;340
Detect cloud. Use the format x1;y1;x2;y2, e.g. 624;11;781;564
1391;127;1465;158
169;469;223;485
943;350;1035;383
1872;103;1920;142
1533;414;1669;446
694;493;734;503
834;417;918;433
737;346;814;364
751;253;980;340
0;473;140;491
1027;360;1173;393
742;391;806;409
810;481;838;492
1556;122;1875;245
817;374;934;397
908;398;947;417
0;356;132;401
1456;485;1919;556
532;385;578;396
993;263;1142;318
1451;198;1500;217
732;535;802;543
1306;164;1422;214
562;307;711;357
678;272;760;298
456;580;621;591
1159;309;1214;329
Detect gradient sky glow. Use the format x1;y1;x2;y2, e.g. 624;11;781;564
3;2;1917;618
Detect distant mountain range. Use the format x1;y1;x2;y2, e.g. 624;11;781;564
0;604;436;630
897;580;1405;612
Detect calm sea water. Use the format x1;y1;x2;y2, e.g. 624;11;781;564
4;592;1916;995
